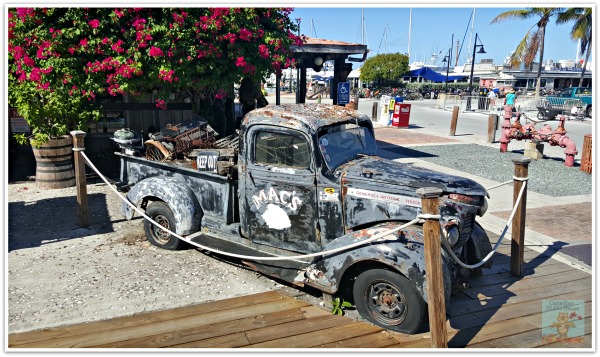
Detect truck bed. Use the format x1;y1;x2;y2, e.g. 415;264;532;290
116;152;239;226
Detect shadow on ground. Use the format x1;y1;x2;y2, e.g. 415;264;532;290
8;193;119;251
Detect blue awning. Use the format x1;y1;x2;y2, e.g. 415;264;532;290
312;75;333;82
406;67;467;82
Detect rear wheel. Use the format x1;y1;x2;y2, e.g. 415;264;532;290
144;201;186;250
353;269;426;334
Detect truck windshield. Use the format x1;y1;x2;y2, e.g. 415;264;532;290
318;124;377;170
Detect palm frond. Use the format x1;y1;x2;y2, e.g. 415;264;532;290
509;31;532;67
490;9;533;24
524;30;541;69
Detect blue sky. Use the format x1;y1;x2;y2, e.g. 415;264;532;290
290;6;590;68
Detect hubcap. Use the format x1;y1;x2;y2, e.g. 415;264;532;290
368;282;407;324
152;214;171;244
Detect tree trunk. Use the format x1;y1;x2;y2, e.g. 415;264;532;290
535;25;546;97
194;85;236;137
579;42;592;87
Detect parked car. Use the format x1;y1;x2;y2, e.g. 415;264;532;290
545;87;592;117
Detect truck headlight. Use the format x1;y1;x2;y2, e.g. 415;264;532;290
478;197;488;216
442;224;460;246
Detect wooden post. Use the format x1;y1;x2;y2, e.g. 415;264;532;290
416;187;447;348
487;114;498;143
372;101;378;121
70;130;88;228
510;157;531;277
449;106;459;136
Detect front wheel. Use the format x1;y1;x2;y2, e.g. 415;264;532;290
144;201;187;250
586;106;592;118
353;269;426;334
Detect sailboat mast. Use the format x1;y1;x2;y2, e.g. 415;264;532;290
467;8;475;64
360;8;365;44
385;24;388;53
407;8;412;61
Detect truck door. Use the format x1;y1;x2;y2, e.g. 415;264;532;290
242;126;319;253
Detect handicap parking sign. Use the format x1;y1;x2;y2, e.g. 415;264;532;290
337;82;350;104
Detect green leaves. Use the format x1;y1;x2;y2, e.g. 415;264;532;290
331;297;353;316
8;7;301;142
360;53;410;86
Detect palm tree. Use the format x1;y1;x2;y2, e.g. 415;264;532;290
491;8;564;96
556;8;592;87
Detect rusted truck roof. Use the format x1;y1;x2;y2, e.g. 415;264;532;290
243;104;372;134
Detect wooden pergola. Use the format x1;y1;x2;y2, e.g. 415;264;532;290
274;37;368;106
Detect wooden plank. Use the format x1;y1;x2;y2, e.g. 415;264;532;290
247;322;383;348
462;270;590;300
450;290;592;330
541;334;592;348
389;301;592;348
468;263;584;289
481;254;564;276
245;313;355;344
316;330;400;348
446;278;590;317
11;295;310;348
454;302;592;348
93;306;310;348
9;290;287;346
467;317;592;348
171;332;250;348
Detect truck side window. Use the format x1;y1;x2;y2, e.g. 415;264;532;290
254;131;310;169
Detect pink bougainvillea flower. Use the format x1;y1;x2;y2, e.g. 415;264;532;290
239;28;252;41
258;44;270;59
235;57;246;67
149;46;164;57
88;19;100;28
155;99;167;110
79;38;88;47
215;90;227;100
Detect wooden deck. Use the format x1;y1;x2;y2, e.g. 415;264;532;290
8;240;592;349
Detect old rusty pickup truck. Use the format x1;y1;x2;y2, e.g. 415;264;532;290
116;104;492;333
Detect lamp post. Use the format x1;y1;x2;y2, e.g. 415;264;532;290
442;49;451;93
442;34;454;93
466;33;486;111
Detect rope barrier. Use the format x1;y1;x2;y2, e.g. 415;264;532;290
79;152;528;269
81;151;420;262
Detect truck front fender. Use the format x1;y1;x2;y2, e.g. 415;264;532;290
122;176;202;235
303;222;452;305
466;221;493;269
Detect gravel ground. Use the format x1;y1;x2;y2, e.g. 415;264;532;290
7;181;328;335
379;144;593;197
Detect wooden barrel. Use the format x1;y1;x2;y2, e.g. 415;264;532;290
31;136;75;189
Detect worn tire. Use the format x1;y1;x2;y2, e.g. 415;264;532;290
144;201;186;250
353;269;426;334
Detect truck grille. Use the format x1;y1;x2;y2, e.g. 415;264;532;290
457;213;475;248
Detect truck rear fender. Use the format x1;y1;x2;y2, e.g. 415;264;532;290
122;176;202;235
303;222;452;304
